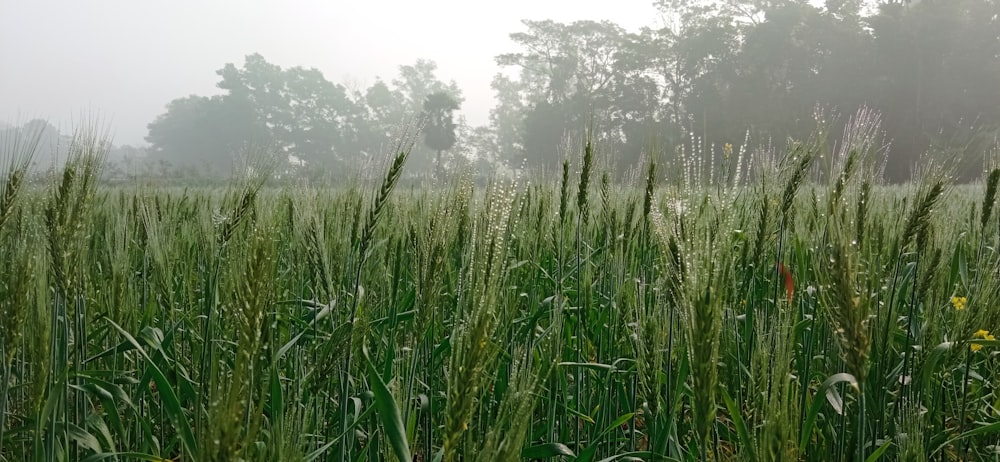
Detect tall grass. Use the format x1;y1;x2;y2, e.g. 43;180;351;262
2;112;1000;461
0;119;45;458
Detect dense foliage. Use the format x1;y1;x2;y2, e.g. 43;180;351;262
142;0;1000;181
146;56;465;176
496;0;1000;179
3;113;1000;461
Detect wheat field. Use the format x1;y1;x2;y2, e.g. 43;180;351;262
1;119;999;461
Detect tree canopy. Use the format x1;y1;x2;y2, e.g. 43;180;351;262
145;0;1000;182
489;0;1000;180
422;92;461;178
147;54;462;177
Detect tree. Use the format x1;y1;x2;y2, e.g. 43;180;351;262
147;54;473;178
648;0;1000;181
394;60;464;115
489;74;527;165
496;20;672;171
215;54;367;170
384;60;465;174
520;100;574;169
422;92;460;178
0;119;67;171
145;95;265;175
868;0;1000;180
464;125;503;174
360;79;407;151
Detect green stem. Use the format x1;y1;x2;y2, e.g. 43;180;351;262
337;258;365;462
958;348;973;459
857;389;866;462
0;348;9;455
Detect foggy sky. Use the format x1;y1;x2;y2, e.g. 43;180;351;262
0;0;660;146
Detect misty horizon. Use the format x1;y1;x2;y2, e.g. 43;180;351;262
1;0;660;146
3;0;997;183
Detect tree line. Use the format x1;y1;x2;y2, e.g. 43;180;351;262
145;56;465;178
146;0;1000;181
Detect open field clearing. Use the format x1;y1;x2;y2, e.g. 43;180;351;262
2;124;1000;461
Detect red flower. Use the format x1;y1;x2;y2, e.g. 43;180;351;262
777;261;794;304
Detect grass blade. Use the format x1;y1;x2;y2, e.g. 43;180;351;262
520;442;574;458
105;319;198;457
720;386;756;462
366;351;411;462
800;372;858;451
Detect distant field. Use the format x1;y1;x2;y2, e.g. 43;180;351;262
2;131;1000;461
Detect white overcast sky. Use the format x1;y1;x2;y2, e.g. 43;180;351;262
0;0;662;146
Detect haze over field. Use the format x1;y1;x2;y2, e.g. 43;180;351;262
0;0;659;145
1;0;998;182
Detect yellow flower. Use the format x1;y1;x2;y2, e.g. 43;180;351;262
971;329;995;352
951;296;967;311
724;143;733;160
